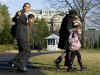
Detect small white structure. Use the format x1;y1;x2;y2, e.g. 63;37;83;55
45;33;60;51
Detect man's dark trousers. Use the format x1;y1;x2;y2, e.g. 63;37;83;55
13;39;31;68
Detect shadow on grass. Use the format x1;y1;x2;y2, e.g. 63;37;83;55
0;61;45;75
31;62;66;72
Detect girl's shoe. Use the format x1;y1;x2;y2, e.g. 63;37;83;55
67;67;77;72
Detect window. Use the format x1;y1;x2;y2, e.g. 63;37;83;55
48;39;55;45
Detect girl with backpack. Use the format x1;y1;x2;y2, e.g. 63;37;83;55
68;17;86;72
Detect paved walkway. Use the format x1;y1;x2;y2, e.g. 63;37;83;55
0;51;61;75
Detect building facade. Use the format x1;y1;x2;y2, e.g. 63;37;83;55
31;9;68;32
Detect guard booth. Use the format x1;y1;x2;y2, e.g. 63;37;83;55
45;33;60;51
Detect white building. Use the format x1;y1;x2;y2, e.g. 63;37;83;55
45;33;60;51
31;9;68;32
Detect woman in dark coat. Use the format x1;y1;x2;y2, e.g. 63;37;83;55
58;10;78;72
58;14;73;49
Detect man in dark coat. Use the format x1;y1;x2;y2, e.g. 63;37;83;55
9;3;34;72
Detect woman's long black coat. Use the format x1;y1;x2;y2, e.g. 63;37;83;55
58;14;73;49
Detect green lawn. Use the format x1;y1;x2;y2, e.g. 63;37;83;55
0;44;17;52
30;50;100;75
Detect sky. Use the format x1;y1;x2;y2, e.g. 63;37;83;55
0;0;49;16
0;0;99;28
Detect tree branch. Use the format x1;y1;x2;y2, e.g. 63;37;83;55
64;0;73;9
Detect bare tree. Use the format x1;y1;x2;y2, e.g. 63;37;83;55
47;0;100;48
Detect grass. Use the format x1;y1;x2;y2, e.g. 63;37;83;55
0;44;18;52
29;50;100;75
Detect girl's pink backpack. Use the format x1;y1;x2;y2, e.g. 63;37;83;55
68;32;81;51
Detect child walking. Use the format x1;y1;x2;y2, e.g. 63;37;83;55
68;16;87;72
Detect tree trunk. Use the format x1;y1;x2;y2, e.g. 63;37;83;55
81;18;86;48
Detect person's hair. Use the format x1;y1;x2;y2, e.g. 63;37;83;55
69;9;77;15
28;14;35;19
72;16;79;21
23;2;31;8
